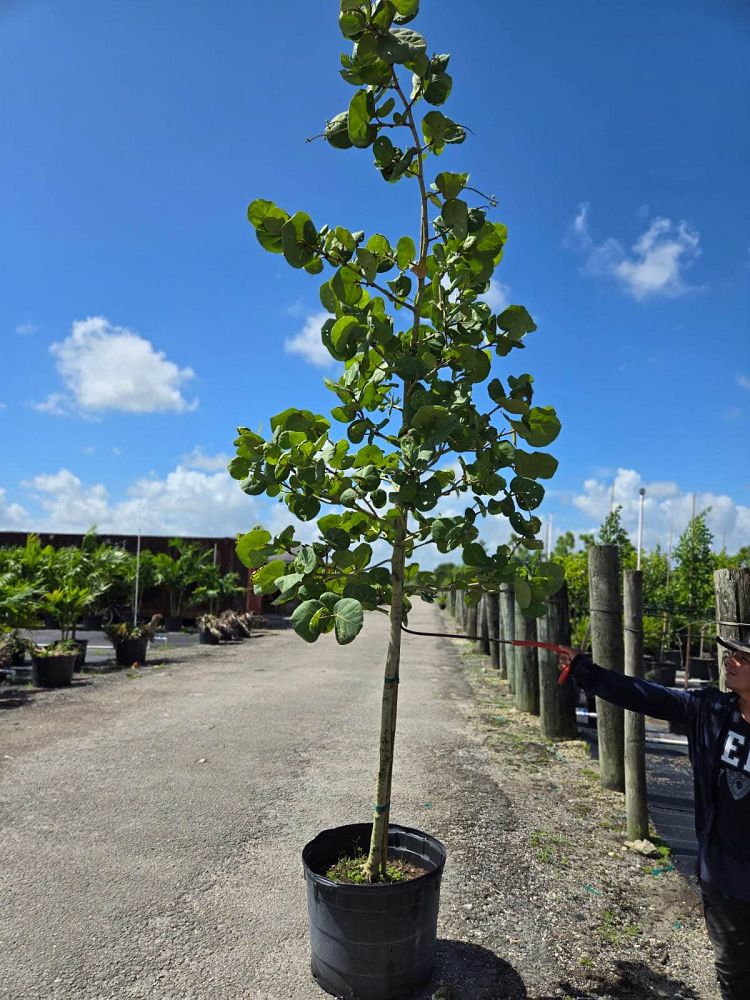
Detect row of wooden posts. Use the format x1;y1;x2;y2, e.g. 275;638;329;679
443;547;750;843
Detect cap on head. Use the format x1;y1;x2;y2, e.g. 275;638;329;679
717;636;750;656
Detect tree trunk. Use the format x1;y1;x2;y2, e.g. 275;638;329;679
500;587;516;692
479;595;490;655
514;602;539;714
364;517;406;881
714;568;750;692
624;570;648;840
537;583;577;739
589;545;625;792
488;593;501;671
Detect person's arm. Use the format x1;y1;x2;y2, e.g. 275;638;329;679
558;648;692;724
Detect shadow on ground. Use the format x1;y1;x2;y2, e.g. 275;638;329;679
407;943;703;1000
412;940;527;999
549;959;704;999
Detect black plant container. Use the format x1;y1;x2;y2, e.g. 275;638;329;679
302;823;446;1000
199;628;220;645
31;653;76;688
114;637;149;666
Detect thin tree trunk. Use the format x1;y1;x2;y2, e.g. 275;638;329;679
364;517;406;881
624;570;648;840
538;583;577;739
589;545;625;792
514;602;539;714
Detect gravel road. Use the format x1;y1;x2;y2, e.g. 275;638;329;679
0;602;718;1000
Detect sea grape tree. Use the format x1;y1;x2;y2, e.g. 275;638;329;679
231;0;562;882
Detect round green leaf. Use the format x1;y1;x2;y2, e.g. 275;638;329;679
396;236;416;270
291;599;326;643
333;597;364;644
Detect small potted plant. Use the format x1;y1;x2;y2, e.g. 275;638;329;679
104;615;163;667
29;639;80;688
42;584;99;670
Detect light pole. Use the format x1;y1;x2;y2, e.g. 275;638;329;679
637;488;646;570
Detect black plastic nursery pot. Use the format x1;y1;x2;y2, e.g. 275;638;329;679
31;653;76;688
302;823;446;1000
114;637;149;667
198;628;220;645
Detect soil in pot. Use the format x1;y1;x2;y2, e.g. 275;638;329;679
302;823;446;1000
114;637;149;667
31;654;76;688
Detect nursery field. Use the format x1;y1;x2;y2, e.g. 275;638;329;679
0;602;719;1000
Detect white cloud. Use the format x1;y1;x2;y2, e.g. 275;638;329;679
738;373;750;391
15;322;38;335
568;205;702;301
181;446;232;472
12;455;323;540
284;311;332;368
479;278;511;313
37;316;197;415
0;488;28;529
572;467;749;552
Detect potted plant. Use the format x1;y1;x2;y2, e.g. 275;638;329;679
154;539;214;630
104;615;163;667
41;583;99;670
29;639;80;688
0;576;42;662
230;4;561;996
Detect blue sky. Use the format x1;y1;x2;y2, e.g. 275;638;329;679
2;0;749;559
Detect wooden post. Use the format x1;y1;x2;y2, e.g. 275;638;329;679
589;545;625;792
488;593;501;671
537;583;578;739
465;599;478;647
514;601;539;714
500;587;516;692
714;569;750;692
456;590;465;628
479;595;490;655
624;570;649;840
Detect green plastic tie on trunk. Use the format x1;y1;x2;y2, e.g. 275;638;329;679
384;675;400;684
373;802;390;813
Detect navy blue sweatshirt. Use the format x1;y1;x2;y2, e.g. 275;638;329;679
571;653;749;900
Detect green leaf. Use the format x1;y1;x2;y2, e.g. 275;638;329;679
333;597;364;644
514;577;531;610
497;305;537;339
277;572;304;597
442;198;469;240
236;528;272;569
434;171;468;199
247;199;288;232
424;71;452;106
330;315;361;355
511;406;561;447
456;345;490;382
253;559;286;595
396;235;416;269
462;543;491;567
332;266;364;306
291;599;326;642
281;211;317;269
348;89;374;148
513;450;559;480
294;545;317;575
